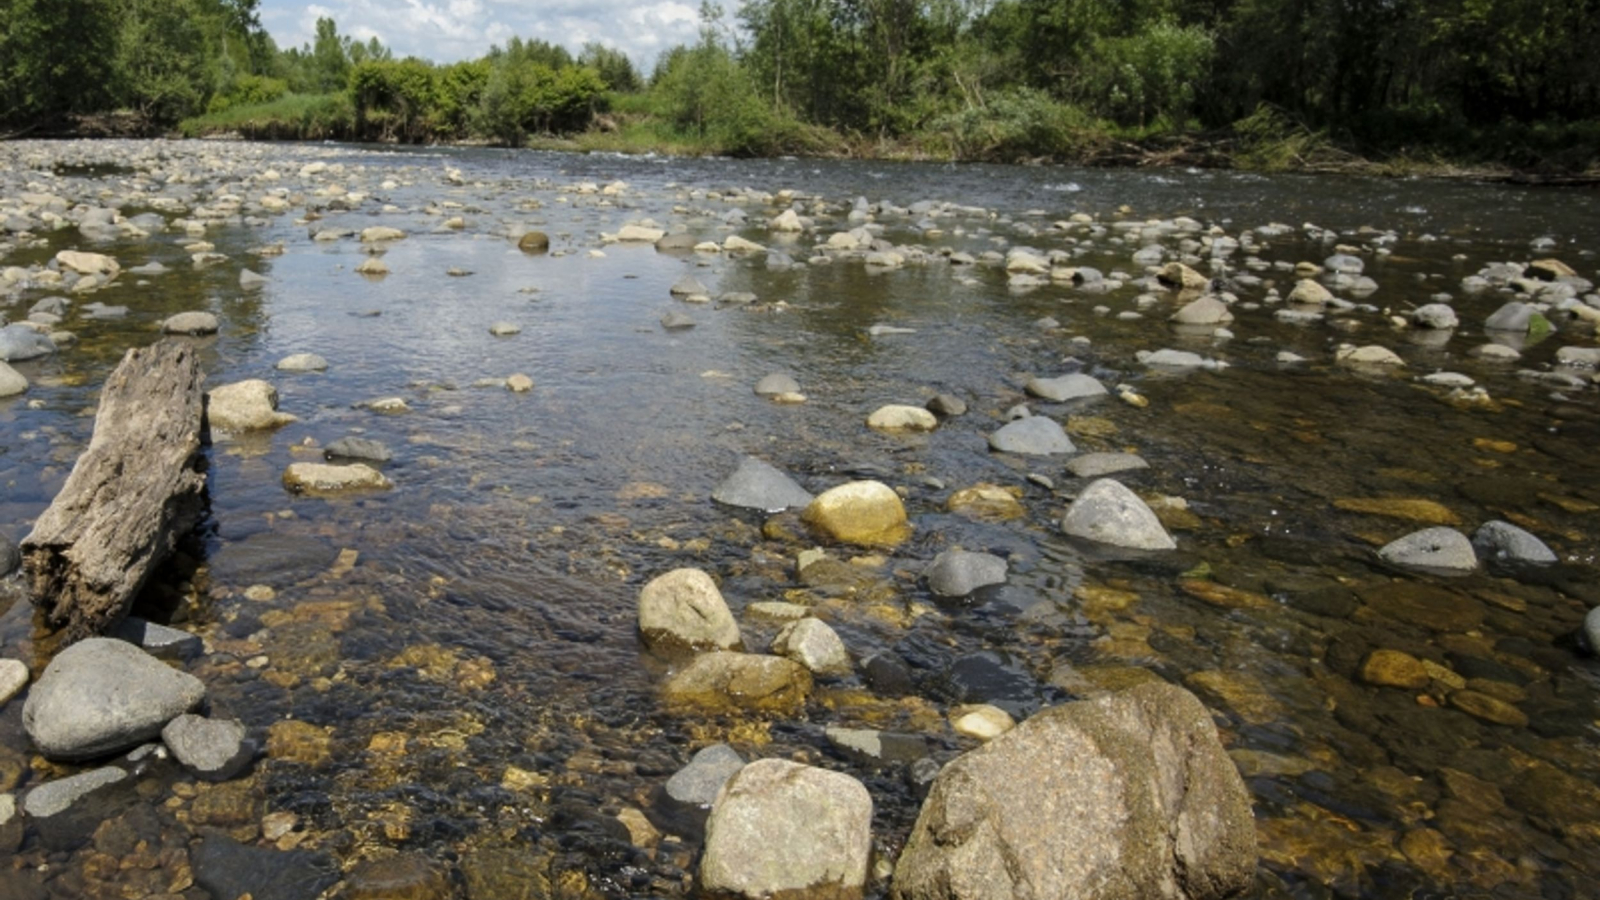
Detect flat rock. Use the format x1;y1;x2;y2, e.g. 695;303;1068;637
359;226;405;242
282;462;391;494
701;759;873;900
712;457;814;512
0;362;26;397
207;380;296;431
1378;527;1477;573
988;416;1074;455
0;658;27;706
662;652;811;714
1472;520;1557;564
0;324;57;362
1066;452;1149;478
638;568;741;653
109;617;202;660
1060;479;1175;550
324;436;392;463
191;834;340;900
661;311;696;330
617;224;666;242
924;549;1008;598
23;638;205;761
754;373;800;396
1336;345;1404;367
670;273;709;295
344;853;451;900
824;727;929;765
802;481;910;547
161;714;254;781
21;766;135;850
161;311;219;335
1026;374;1107;402
665;744;745;816
275;353;328;372
891;684;1255;900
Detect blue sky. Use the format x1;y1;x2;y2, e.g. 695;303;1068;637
258;0;712;70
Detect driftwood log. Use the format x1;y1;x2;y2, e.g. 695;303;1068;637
22;340;206;641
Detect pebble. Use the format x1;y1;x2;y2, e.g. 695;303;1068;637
275;353;328;372
161;311;220;335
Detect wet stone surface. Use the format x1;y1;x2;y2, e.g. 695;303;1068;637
0;139;1597;900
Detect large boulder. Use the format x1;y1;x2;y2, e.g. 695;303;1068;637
712;457;814;512
638;568;742;652
701;759;873;900
206;380;296;431
1060;479;1175;551
802;481;910;547
23;638;205;761
892;683;1255;900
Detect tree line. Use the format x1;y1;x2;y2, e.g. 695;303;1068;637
3;0;1596;168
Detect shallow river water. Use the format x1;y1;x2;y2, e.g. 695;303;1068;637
1;140;1599;899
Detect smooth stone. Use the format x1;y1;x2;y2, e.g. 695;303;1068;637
238;269;267;288
21;766;134;850
1556;346;1600;368
1448;690;1529;727
55;250;119;277
802;481;911;547
0;361;26;397
0;659;27;706
161;714;254;781
1171;295;1234;325
1287;280;1333;305
661;652;812;714
275;352;328;372
754;373;801;396
617;224;666;242
724;235;765;253
1377;527;1477;573
507;373;534;392
824;727;929;765
23;638;205;761
771;618;852;676
489;322;522;336
924;549;1008;598
638;568;742;653
867;404;938;431
191;834;340;900
207;380;296;431
670;273;709;295
1337;345;1405;366
665;744;745;814
1412;303;1458;329
109;617;202;660
891;684;1255;900
1359;649;1431;689
354;257;388;276
712;457;814;512
1066;452;1149;478
1025;374;1107;402
946;484;1026;521
661;311;695;330
1060;479;1175;550
1484;301;1535;332
1137;348;1210;368
359;226;405;242
656;232;697;252
988;416;1074;455
1158;261;1209;290
0;324;57;362
324;436;393;463
926;394;967;416
1582;607;1600;655
343;853;451;900
1472;520;1557;564
518;231;550;253
950;704;1015;740
282;462;392;494
161;311;219;335
701;760;872;900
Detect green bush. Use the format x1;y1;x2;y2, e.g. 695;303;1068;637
1080;22;1213;128
926;89;1103;160
207;74;288;114
475;59;606;145
650;42;803;156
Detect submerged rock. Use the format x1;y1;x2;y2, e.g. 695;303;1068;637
701;759;873;900
161;714;254;781
518;231;550;253
712;457;814;512
324;436;393;463
924;549;1008;598
282;462;392;494
0;361;26;397
662;652;812;713
891;683;1255;900
207;380;296;431
275;352;328;372
0;324;56;362
638;568;741;653
191;834;340;900
23;638;205;761
754;373;801;396
21;766;135;851
1378;527;1477;573
988;416;1074;455
664;743;745;817
1026;374;1107;402
802;481;910;547
1066;452;1149;478
1060;479;1175;550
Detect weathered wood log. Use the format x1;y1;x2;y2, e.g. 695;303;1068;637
21;339;206;641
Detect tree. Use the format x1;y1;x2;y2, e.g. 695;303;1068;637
0;0;119;124
115;0;215;123
309;16;350;92
578;42;641;92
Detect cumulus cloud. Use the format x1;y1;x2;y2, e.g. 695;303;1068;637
260;0;717;70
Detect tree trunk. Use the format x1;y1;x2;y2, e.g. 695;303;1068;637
21;340;207;642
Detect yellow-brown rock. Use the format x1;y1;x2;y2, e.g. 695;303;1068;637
1358;649;1431;690
802;480;910;547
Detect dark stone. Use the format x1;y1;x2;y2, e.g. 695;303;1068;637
209;532;338;587
0;534;19;577
940;650;1042;718
861;652;915;697
192;834;340;900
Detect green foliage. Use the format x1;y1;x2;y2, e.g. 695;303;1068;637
925;88;1103;160
650;39;804;156
475;57;606;145
0;0;119;121
578;42;641;92
1079;21;1213;127
207;73;287;114
1230;103;1331;171
114;0;214;122
179;92;354;139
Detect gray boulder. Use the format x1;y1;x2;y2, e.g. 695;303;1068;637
891;683;1256;900
1025;374;1108;403
161;714;255;781
1066;452;1149;479
1061;479;1175;550
1471;520;1557;565
824;727;929;766
110;617;202;660
701;759;873;900
276;352;328;372
0;323;56;362
925;549;1007;598
665;743;746;814
712;457;814;512
926;394;967;417
1170;296;1233;325
1324;253;1364;275
661;311;696;330
22;638;206;761
988;416;1075;455
1484;301;1537;332
1411;303;1458;329
1377;527;1477;573
638;568;741;652
324;436;393;463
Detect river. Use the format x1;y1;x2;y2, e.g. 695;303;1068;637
1;139;1598;899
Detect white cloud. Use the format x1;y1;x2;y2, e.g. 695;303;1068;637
258;0;719;70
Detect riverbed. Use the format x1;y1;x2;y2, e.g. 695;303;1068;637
1;139;1598;899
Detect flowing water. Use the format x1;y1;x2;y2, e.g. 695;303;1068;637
1;140;1598;899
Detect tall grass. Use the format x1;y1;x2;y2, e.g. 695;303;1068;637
179;93;354;140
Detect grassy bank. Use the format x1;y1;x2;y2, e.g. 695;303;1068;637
178;95;1600;182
